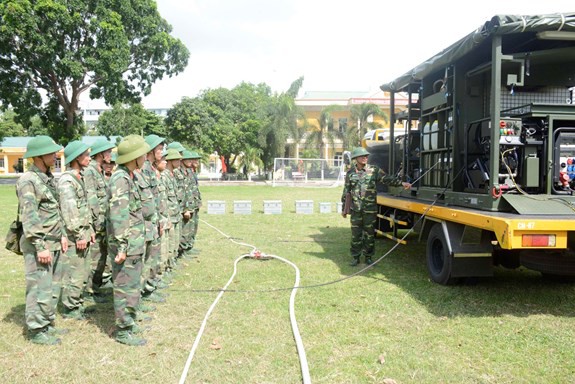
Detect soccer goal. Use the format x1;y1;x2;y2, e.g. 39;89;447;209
272;157;345;187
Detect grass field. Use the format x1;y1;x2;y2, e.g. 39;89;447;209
1;183;574;383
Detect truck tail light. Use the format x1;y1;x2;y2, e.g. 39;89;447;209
522;234;556;247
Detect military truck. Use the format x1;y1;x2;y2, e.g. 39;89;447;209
371;13;575;284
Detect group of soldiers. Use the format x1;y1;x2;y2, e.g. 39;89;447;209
16;134;202;346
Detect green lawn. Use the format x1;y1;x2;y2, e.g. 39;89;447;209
0;184;574;383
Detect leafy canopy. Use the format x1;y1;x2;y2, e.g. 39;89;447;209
0;0;189;144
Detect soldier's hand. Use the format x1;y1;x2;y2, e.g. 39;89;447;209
402;182;412;190
341;213;347;219
183;211;191;220
37;249;52;265
61;237;68;253
76;238;88;250
158;224;164;237
115;252;126;264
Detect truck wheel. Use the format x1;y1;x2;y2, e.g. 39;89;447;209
426;224;457;285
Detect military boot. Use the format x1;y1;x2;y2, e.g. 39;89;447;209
365;257;373;265
155;280;170;289
141;292;166;303
28;328;61;345
115;329;146;346
47;324;69;336
131;323;151;334
62;307;87;320
136;303;156;313
349;258;360;267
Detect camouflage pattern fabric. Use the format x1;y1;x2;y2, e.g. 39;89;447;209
189;169;202;250
341;164;398;260
58;170;93;310
161;168;181;271
107;165;145;329
134;165;160;293
157;171;170;276
179;167;194;256
83;160;110;293
16;165;65;331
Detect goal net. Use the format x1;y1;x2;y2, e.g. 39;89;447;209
272;157;345;187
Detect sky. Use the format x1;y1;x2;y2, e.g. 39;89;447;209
135;0;575;108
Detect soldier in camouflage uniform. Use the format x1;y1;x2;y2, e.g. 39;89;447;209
187;150;202;254
162;148;183;274
155;150;170;281
167;142;187;263
179;150;197;258
17;136;68;345
136;134;166;303
341;147;410;266
58;141;95;320
107;135;150;346
83;138;115;302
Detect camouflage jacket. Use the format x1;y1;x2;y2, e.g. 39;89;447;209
173;167;187;212
16;164;64;252
157;169;170;229
161;169;181;224
187;169;202;211
142;160;164;229
107;165;145;256
135;162;159;241
341;164;402;213
83;159;109;234
58;170;94;242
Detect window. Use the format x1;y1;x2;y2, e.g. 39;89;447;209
338;118;348;134
0;158;4;168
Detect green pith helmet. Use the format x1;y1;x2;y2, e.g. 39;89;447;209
23;136;62;159
181;150;194;159
64;140;90;165
167;141;185;152
165;148;183;160
144;134;165;151
90;138;115;157
189;150;201;159
351;147;370;159
115;135;151;165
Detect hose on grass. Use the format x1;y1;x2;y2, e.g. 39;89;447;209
179;221;311;384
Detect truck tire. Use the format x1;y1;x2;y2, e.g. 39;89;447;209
426;223;458;285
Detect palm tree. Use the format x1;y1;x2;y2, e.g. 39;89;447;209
239;146;264;181
347;103;388;148
305;105;342;160
260;76;305;170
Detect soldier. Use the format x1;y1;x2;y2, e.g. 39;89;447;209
166;142;187;263
83;138;116;302
162;148;183;275
179;150;196;259
187;150;203;255
135;134;166;303
155;150;170;281
107;135;150;346
58;141;95;320
16;136;68;345
102;153;116;181
341;147;410;266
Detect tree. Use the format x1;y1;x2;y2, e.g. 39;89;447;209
305;105;342;160
259;76;305;170
95;103;163;138
0;0;189;144
238;146;264;181
165;96;213;149
0;109;26;141
347;103;388;147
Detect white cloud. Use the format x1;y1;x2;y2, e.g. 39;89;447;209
139;0;575;107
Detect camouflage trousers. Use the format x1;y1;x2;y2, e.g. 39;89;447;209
179;214;194;256
160;227;170;272
60;243;90;311
190;209;200;249
86;232;110;294
111;253;143;329
22;243;64;331
349;209;377;260
141;238;161;293
168;221;180;270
